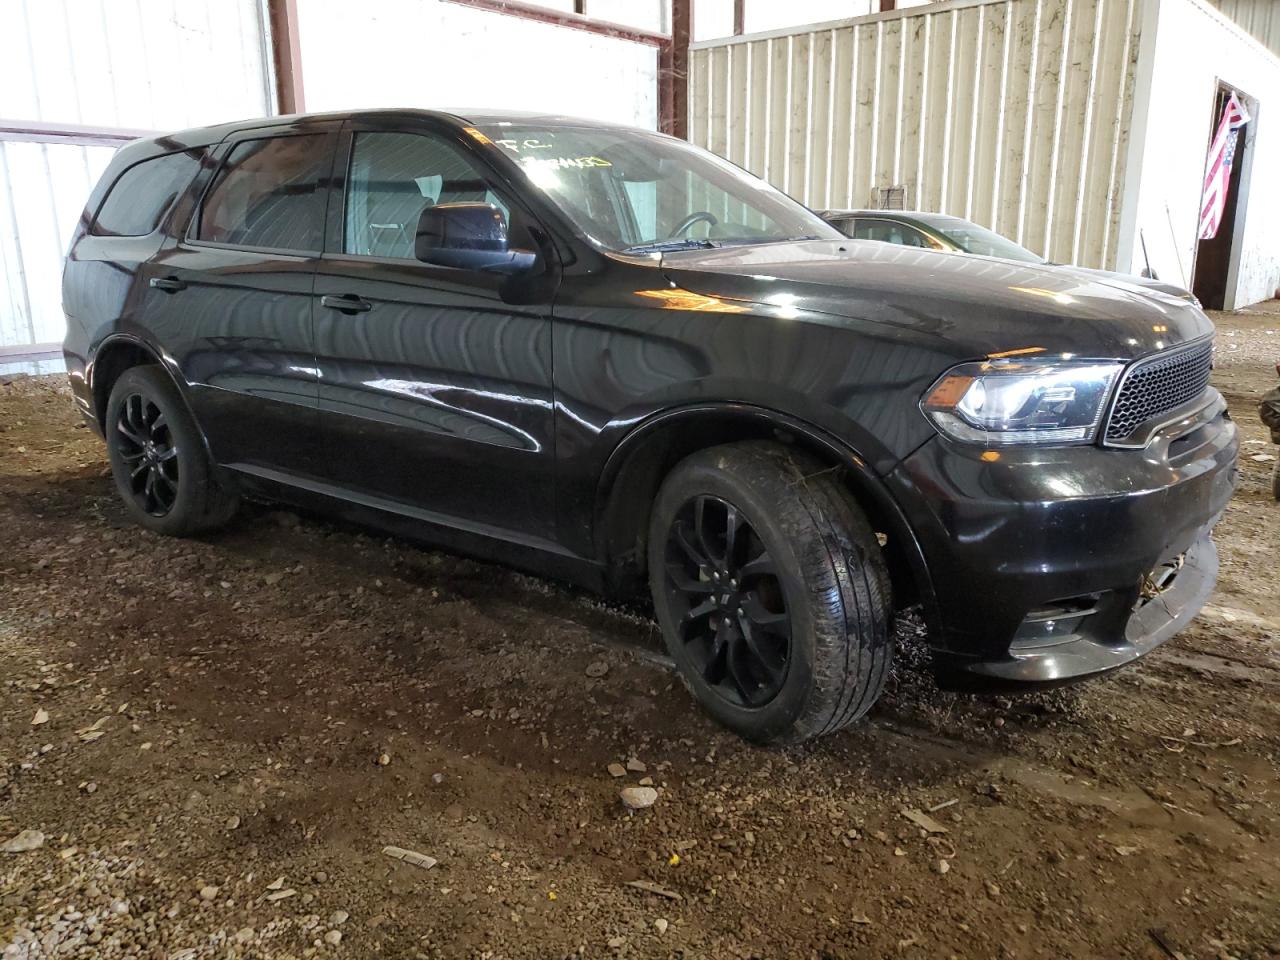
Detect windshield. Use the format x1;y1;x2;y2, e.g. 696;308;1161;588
476;123;841;253
929;218;1044;263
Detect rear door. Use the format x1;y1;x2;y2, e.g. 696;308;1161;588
141;119;339;476
309;118;557;540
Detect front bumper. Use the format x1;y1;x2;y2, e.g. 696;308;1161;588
889;391;1238;683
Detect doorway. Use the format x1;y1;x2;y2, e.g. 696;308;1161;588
1192;84;1254;310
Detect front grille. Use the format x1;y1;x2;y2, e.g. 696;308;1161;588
1104;339;1213;444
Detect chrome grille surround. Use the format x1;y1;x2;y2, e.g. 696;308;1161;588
1103;337;1214;447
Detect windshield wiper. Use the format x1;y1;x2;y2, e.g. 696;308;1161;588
622;238;720;255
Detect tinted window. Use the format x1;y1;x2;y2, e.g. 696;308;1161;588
475;123;840;253
197;135;330;251
852;219;935;248
93;151;200;237
344;132;510;260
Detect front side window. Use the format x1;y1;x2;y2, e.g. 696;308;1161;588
476;123;840;254
197;135;330;252
344;132;510;260
93;151;201;237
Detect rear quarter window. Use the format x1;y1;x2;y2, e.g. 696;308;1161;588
92;151;202;237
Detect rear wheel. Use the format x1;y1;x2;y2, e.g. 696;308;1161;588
105;365;238;536
1272;458;1280;501
648;442;894;744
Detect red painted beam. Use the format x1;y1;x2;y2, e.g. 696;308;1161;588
441;0;668;46
267;0;306;114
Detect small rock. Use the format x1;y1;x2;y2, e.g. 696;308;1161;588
607;936;626;949
329;910;349;926
626;758;647;773
937;859;950;875
638;776;654;787
607;763;627;778
376;752;391;767
31;709;48;726
225;815;241;830
654;918;669;935
620;786;659;811
431;773;445;785
324;930;342;946
199;885;219;901
0;830;45;854
585;660;609;678
234;927;255;944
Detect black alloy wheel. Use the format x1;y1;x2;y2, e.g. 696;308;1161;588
648;442;894;744
663;495;791;709
115;392;180;517
104;364;239;536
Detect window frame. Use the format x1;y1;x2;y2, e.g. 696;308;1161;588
184;122;341;258
89;149;203;239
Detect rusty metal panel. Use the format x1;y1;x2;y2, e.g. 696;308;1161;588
689;0;1145;269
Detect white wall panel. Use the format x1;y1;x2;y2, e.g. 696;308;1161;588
690;0;1144;269
296;0;659;129
0;141;115;347
0;0;271;130
1128;0;1280;308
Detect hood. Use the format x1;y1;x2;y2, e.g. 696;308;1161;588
1051;264;1199;305
661;240;1213;361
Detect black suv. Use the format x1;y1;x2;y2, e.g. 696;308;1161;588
63;110;1237;744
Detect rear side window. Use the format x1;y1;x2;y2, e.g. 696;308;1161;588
197;135;330;252
92;151;201;237
852;219;932;248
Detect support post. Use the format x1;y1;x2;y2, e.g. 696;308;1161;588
660;0;692;138
267;0;305;115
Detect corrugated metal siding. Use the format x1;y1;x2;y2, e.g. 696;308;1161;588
0;0;272;349
689;0;1144;269
1206;0;1280;59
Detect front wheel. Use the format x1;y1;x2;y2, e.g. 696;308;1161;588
104;365;238;536
647;442;894;744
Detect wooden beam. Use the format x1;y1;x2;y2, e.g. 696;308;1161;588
267;0;305;114
733;0;745;36
659;0;691;138
879;0;896;11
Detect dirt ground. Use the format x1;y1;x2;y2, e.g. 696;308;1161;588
2;305;1278;960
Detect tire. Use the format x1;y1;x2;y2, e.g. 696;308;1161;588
647;441;894;744
104;365;238;536
1273;458;1280;502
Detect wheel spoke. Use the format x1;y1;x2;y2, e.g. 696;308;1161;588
680;597;718;627
701;628;728;683
150;413;168;437
129;460;149;480
672;523;711;570
157;446;178;462
117;422;147;447
723;503;742;566
738;550;777;581
741;595;791;640
738;617;786;683
666;562;714;594
723;637;755;702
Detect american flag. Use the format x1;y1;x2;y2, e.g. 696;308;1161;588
1198;93;1250;240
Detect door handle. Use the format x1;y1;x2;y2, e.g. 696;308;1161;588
321;294;372;314
149;277;186;293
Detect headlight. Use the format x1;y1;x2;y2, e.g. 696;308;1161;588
922;359;1123;445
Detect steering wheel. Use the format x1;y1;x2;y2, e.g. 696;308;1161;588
669;210;718;239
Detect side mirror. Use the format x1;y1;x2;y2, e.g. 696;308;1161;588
414;202;536;274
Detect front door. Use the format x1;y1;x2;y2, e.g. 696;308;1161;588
145;120;339;475
311;120;557;540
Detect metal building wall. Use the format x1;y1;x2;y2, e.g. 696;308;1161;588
0;0;273;350
1206;0;1280;59
689;0;1145;269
